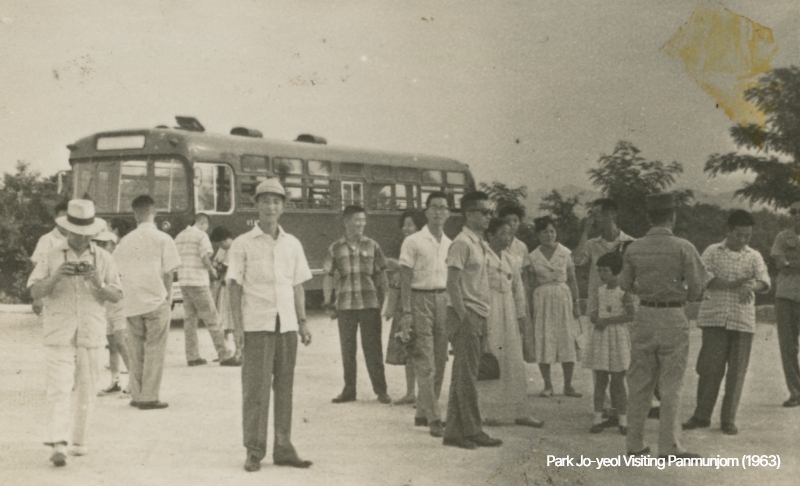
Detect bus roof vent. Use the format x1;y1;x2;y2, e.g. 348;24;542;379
175;116;205;132
231;127;264;138
295;134;327;144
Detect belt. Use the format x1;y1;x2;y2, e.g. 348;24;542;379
411;288;447;294
639;300;684;308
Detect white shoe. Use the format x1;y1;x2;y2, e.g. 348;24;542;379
68;445;88;456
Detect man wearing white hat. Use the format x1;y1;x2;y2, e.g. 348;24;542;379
28;199;123;467
227;178;313;472
114;195;181;411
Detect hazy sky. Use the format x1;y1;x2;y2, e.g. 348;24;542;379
1;0;797;198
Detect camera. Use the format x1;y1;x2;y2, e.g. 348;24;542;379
74;261;90;275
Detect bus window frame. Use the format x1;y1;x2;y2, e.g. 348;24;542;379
193;161;235;216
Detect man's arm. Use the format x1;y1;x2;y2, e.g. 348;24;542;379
446;267;466;320
294;283;312;345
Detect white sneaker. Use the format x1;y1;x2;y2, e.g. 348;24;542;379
68;445;88;456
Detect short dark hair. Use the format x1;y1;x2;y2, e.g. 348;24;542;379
425;191;449;209
54;201;68;216
533;216;555;233
194;213;210;225
596;251;624;275
131;195;155;211
486;217;510;236
497;204;525;221
727;209;755;230
399;209;427;231
460;191;489;214
647;208;675;225
342;205;366;220
593;198;618;213
210;226;233;242
110;217;134;238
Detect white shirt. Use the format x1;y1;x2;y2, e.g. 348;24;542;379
31;226;67;264
399;225;451;290
114;222;182;317
27;241;122;347
227;225;312;333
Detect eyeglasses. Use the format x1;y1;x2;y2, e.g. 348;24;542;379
468;208;492;216
791;209;800;216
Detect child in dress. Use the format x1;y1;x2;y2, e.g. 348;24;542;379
583;252;633;435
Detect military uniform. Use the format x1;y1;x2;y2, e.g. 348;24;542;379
618;193;706;457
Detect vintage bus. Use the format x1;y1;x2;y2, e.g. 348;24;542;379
64;116;476;297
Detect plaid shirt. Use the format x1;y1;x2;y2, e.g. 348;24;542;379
175;225;213;287
324;236;387;310
697;241;770;333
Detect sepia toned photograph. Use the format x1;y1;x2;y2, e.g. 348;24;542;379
0;1;798;484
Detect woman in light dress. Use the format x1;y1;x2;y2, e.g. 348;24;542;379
384;209;428;405
528;216;582;398
479;218;544;427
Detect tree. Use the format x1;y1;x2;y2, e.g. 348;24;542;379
0;161;61;302
587;141;691;237
705;66;800;209
478;181;528;209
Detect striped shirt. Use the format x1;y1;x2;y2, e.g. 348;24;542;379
324;236;387;310
175;225;214;287
697;242;770;333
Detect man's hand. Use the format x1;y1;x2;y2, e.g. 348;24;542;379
299;320;312;346
397;313;414;343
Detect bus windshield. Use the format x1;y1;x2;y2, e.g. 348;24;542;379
73;158;189;213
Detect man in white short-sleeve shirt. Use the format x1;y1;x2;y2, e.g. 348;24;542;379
397;191;451;438
114;195;181;410
227;178;313;472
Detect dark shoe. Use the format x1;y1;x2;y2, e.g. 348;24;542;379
138;401;169;410
659;452;701;459
377;393;391;404
626;446;650;457
721;422;738;435
443;437;477;450
600;416;619;428
647;406;660;419
429;420;444;438
681;417;710;430
415;417;429;427
331;394;356;404
188;358;207;367
244;454;261;472
220;356;242;367
590;423;604;434
274;456;313;468
783;396;800;407
619;426;628;436
515;418;544;428
470;431;502;447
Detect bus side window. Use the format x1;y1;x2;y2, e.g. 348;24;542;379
194;163;234;214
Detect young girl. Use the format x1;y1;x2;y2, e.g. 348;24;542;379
583;251;633;435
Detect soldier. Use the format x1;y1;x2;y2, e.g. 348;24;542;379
619;193;706;459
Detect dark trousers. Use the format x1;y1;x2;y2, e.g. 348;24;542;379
443;307;485;440
337;309;387;397
242;322;298;461
693;327;752;424
776;298;800;399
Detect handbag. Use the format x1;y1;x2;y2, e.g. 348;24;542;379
477;352;500;381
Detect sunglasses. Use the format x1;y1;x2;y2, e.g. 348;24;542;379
468;208;492;216
791;209;800;216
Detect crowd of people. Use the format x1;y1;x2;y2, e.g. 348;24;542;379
27;177;800;471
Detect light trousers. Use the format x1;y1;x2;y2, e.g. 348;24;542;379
45;345;100;446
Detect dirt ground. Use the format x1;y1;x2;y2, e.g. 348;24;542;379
0;310;798;486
